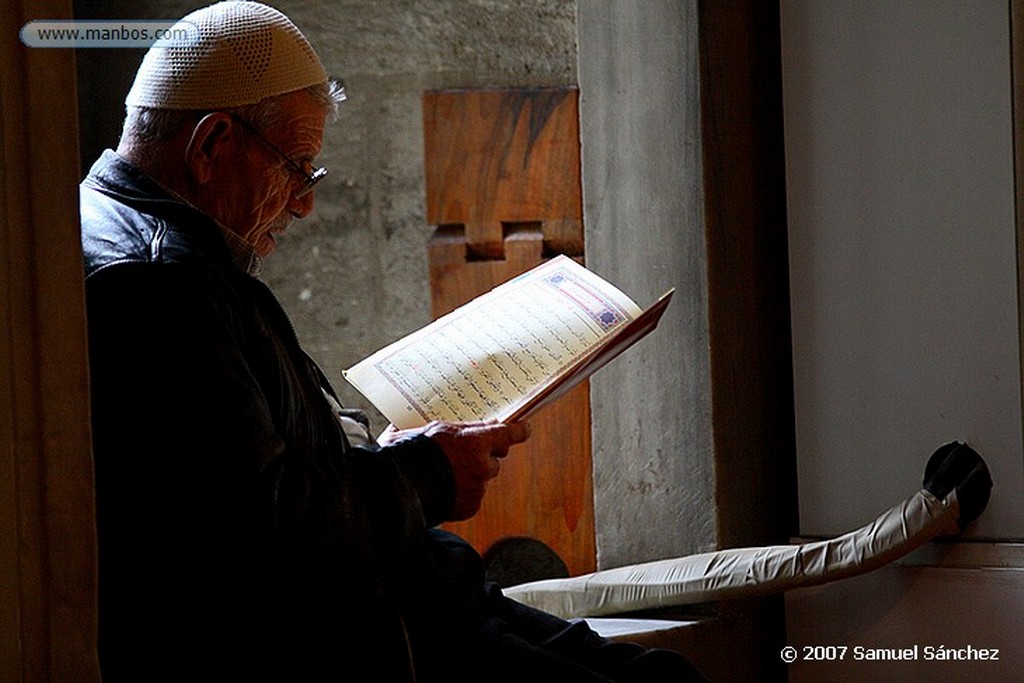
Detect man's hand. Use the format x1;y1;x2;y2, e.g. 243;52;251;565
378;420;531;521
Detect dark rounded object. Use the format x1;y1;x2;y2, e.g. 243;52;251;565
482;536;570;588
922;441;993;530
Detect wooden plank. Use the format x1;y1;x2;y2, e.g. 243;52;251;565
699;0;796;550
0;1;99;680
424;88;594;576
424;88;584;259
428;229;594;576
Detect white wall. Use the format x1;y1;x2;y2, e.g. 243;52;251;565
782;1;1024;680
783;0;1023;538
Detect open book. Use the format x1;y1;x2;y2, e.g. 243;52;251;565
343;255;674;429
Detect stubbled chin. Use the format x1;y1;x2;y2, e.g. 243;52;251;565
255;232;278;257
253;215;291;258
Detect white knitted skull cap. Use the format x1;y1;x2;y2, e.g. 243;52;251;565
126;1;327;110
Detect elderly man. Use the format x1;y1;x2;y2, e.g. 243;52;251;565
80;2;705;681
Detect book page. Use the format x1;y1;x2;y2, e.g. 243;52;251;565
343;256;644;429
503;287;674;423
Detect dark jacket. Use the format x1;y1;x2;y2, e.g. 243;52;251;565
80;150;455;681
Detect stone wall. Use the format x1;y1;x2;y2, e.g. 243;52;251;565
264;1;578;418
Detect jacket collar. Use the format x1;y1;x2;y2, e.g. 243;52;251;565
83;150;262;276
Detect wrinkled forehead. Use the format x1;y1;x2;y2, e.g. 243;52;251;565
263;90;329;155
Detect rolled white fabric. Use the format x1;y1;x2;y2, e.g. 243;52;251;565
505;488;961;620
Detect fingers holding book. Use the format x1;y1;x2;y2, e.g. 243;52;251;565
383;420;531;521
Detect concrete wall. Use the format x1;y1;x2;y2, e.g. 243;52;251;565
263;1;578;420
75;0;578;423
577;1;717;567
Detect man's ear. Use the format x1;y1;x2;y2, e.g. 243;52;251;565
185;112;234;185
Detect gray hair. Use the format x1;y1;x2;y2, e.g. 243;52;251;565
119;78;346;149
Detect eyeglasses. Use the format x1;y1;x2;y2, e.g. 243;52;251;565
229;114;328;198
